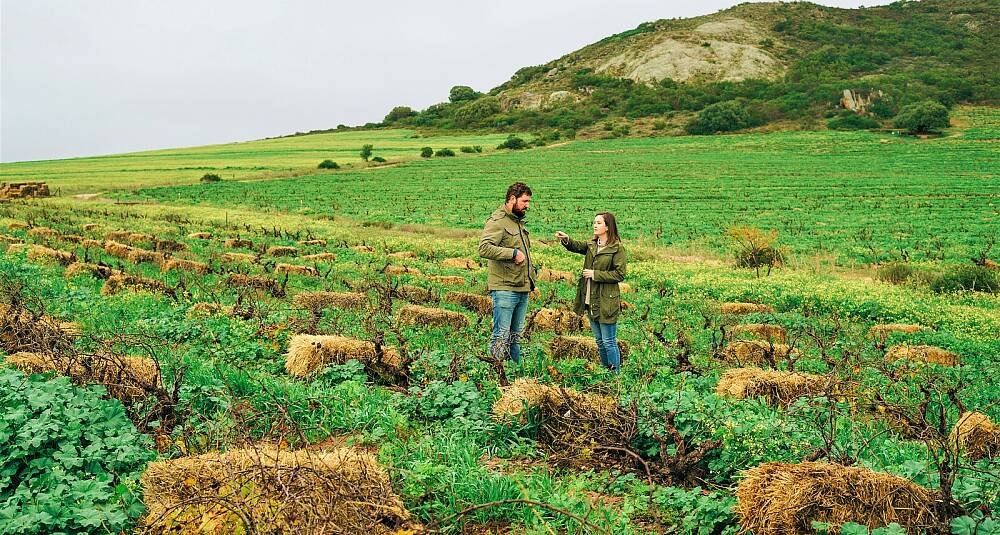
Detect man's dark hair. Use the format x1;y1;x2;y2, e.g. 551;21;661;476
505;182;532;202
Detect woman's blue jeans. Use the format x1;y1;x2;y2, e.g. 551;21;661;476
588;312;620;372
490;290;528;363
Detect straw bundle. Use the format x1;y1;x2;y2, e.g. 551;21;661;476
187;302;234;318
730;323;787;343
396;284;437;304
619;282;633;293
538;267;575;283
5;351;162;404
735;462;936;535
549;336;631;361
161;258;209;274
443;291;492;316
225;274;282;296
103;240;133;258
352;245;376;253
716;368;830;406
26;244;75;266
266;245;298;257
285;334;402;378
224;237;254;249
141;445;410;534
385;265;422;276
885;344;959;367
81;238;103;249
299;239;327;246
721;340;796;366
868;324;926;341
8;222;29;230
64;262;116;279
721;302;775;315
0;304;78;354
4;243;27;254
441;257;479;270
303;252;337;262
81;223;99;231
949;411;1000;461
26;227;58;238
126;249;165;265
0;234;21;244
388;251;416;259
530;308;585;333
274;263;319;277
106;231;132;241
128;232;154;244
154;238;186;252
397;304;469;329
293;291;366;312
60;234;84;243
187;232;213;239
221;252;256;263
101;273;173;297
428;275;465;286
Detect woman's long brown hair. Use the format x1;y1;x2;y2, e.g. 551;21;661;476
597;212;621;245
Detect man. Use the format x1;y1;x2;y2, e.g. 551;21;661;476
479;182;535;363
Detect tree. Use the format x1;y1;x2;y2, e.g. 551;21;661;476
384;106;416;123
420;147;433;158
317;159;339;169
360;144;374;162
894;100;949;134
434;148;455;157
497;136;527;150
686;100;752;135
449;85;482;103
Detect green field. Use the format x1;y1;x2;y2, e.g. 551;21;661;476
1;109;999;534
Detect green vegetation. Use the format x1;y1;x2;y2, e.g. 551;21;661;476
420;146;433;158
317;159;340;169
895;100;951;134
360;144;374;162
827;112;880;130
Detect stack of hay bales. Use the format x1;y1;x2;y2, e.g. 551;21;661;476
549;336;630;361
530;308;586;333
104;240;164;265
538;267;575;283
274;263;319;276
303;252;337;262
721;302;775;315
60;234;84;243
721;340;796;366
395;285;437;304
64;262;116;279
385;265;421;276
224;237;254;249
0;304;78;354
285;335;402;378
160;258;209;274
266;245;298;257
225;274;282;297
81;223;99;232
716;368;830;406
441;257;479;270
427;275;465;286
885;344;959;366
443;291;492;316
24;244;75;266
106;230;132;241
352;245;376;253
187;232;213;240
221;252;256;264
299;239;327;246
154;238;186;252
26;226;58;238
141;445;411;533
397;304;469;329
492;378;636;452
949;411;1000;461
868;324;926;345
101;273;174;297
7;222;29;230
293;291;366;312
5;351;162;404
81;238;104;249
730;323;787;343
735;462;937;534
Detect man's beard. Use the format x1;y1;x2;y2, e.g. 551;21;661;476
512;207;526;219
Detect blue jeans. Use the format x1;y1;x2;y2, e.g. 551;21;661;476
490;290;529;363
588;312;620;372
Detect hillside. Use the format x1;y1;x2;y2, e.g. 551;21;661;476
384;0;999;136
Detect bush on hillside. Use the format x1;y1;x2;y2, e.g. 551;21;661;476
929;264;999;294
384;106;416;123
317;159;340;169
420;147;433;158
200;173;221;182
360;144;374;162
876;262;915;285
828;113;880;130
497;136;528;150
894;101;950;134
435;148;455;157
449;85;483;103
371;156;387;163
686;100;753;134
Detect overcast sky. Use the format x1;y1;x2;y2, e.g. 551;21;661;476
1;0;893;163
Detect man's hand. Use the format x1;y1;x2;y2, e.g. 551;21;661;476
514;249;526;265
582;269;594;279
554;231;569;242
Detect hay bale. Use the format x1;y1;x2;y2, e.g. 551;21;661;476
126;249;164;265
352;245;376;253
81;223;99;231
721;302;775;315
299;239;327;246
388;251;416;259
867;324;925;341
885;344;959;367
619;282;633;293
266;245;298;257
549;335;630;361
275;263;319;277
428;275;465;286
187;232;213;240
950;411;1000;461
285;334;402;378
81;238;103;249
106;231;131;241
735;462;936;535
187;302;233;318
441;257;479;270
4;351;162;404
0;304;79;354
103;240;134;258
530;308;585;333
161;258;209;274
0;234;21;244
224;237;254;249
303;252;337;262
538;267;575;283
293;291;366;311
492;378;555;422
26;244;75;266
221;252;256;263
225;274;282;296
128;232;154;244
385;265;421;276
101;273;173;297
4;243;27;254
716;368;830;406
443;291;492;316
397;304;469;329
140;445;410;533
7;222;29;230
60;234;84;244
154;238;186;252
730;323;787;343
26;226;58;238
395;285;437;304
64;262;116;279
721;340;796;366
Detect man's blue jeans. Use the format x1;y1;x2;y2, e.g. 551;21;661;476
588;312;620;373
490;290;529;363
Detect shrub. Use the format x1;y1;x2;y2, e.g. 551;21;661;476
449;85;483;103
420;147;433;158
0;367;155;533
383;106;416;123
876;262;915;285
929;265;999;294
200;173;221;183
459;146;476;153
726;226;782;277
360;144;374;162
409;380;487;421
894;101;949;134
371;156;387;163
497;136;528;150
827;113;879;130
317;159;339;169
686;100;753;134
434;148;455;157
472;145;483;153
652;120;668;130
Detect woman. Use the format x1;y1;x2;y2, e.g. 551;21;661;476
555;212;627;373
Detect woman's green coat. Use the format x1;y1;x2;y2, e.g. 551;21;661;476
562;237;627;324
